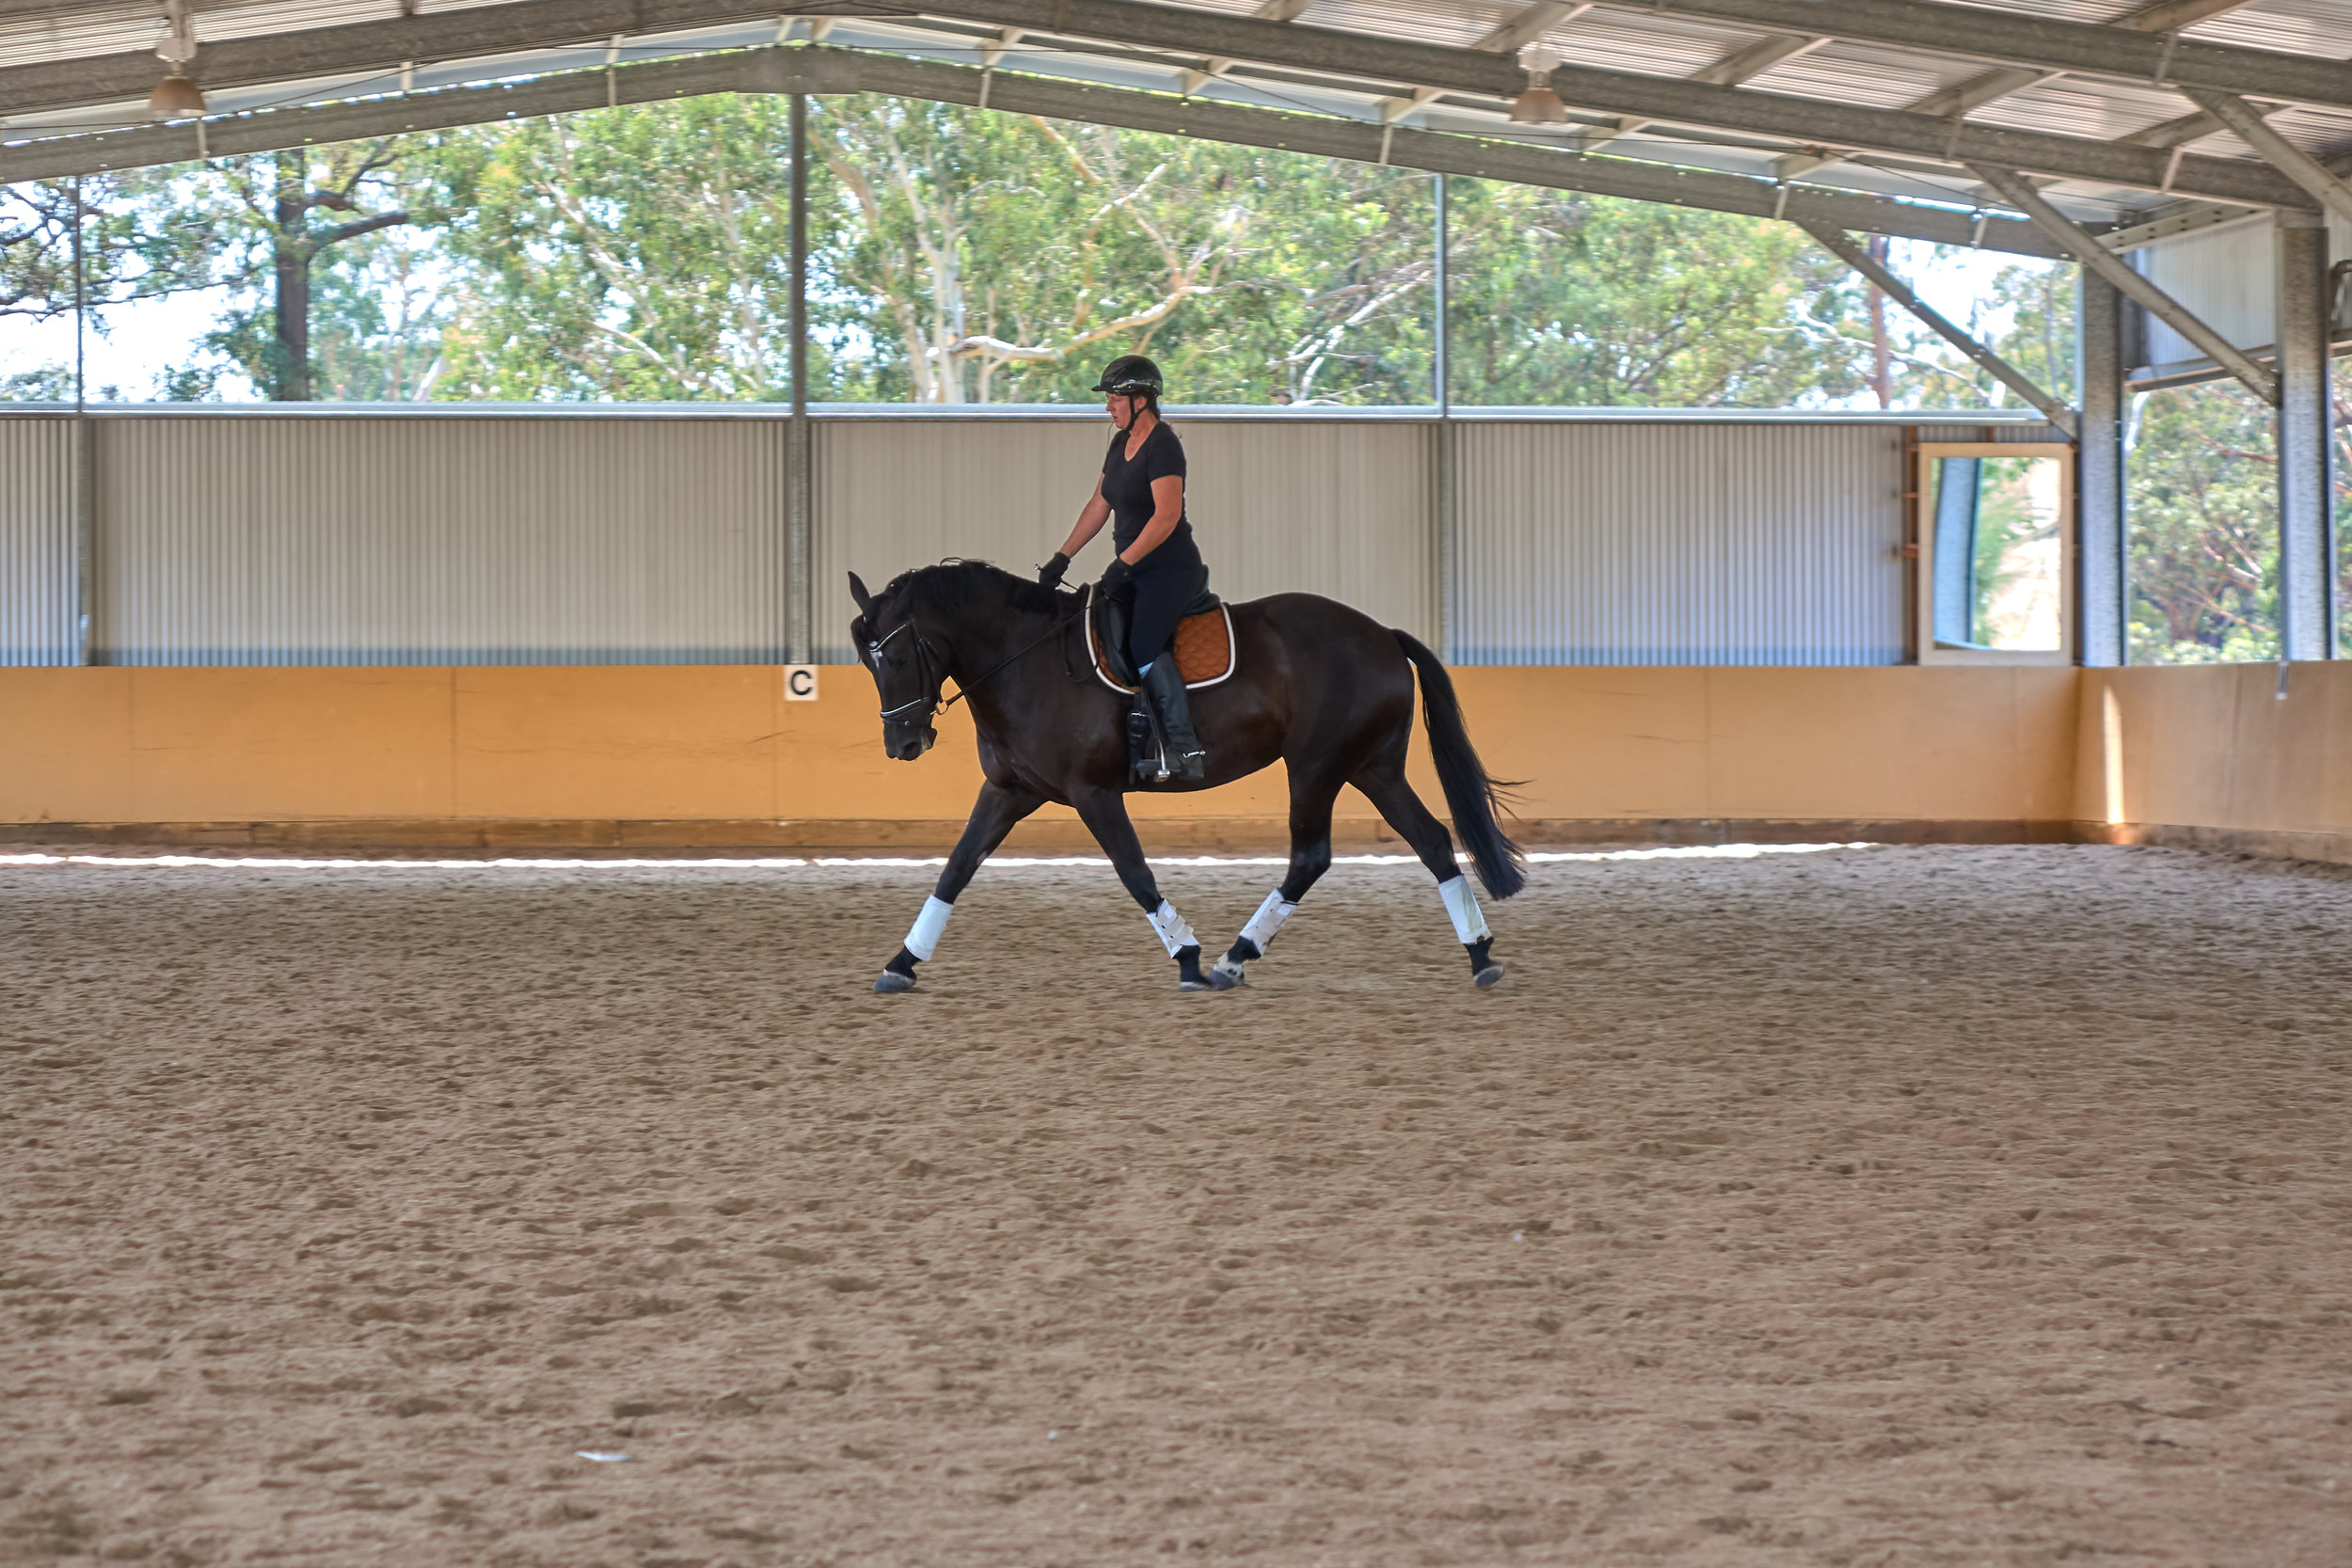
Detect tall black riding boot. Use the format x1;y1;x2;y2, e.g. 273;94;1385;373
1141;657;1208;781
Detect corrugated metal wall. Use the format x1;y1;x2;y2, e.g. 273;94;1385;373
95;417;789;665
813;418;1435;661
0;418;73;665
3;412;1935;669
1452;422;1904;665
2136;223;2276;367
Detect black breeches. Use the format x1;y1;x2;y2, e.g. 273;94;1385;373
1120;559;1209;671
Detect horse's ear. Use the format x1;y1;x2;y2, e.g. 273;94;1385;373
849;572;875;619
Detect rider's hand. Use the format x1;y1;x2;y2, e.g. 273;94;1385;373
1038;551;1072;589
1099;556;1136;590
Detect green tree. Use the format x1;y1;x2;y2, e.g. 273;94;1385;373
1;171;232;397
1445;186;1875;406
198;146;421;400
424;97;808;401
2126;379;2280;664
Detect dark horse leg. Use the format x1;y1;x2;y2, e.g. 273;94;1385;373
1071;785;1212;992
1208;769;1344;990
1348;748;1506;989
875;778;1044;993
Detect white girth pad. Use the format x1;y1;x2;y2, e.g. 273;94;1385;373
904;895;955;961
1147;898;1199;957
1438;876;1489;944
1240;889;1297;952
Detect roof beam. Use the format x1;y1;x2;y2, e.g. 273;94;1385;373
0;0;2317;208
1181;0;1316;95
1628;0;2352;111
1969;161;2279;403
1796;218;2076;435
1375;3;1594;125
1582;30;1822;152
2180;85;2352;228
0;43;2068;258
0;48;812;180
1773;0;2256;183
897;0;2321;207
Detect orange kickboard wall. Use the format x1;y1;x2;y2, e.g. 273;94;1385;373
0;664;2085;830
2076;662;2352;856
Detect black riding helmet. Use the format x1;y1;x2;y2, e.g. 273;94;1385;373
1092;354;1164;396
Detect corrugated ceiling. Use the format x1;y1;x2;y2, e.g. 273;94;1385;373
2;0;2348;234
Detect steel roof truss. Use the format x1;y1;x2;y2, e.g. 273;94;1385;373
2181;86;2352;228
1629;0;2350;111
0;0;2323;210
0;44;2067;260
1968;161;2280;402
1796;217;2077;435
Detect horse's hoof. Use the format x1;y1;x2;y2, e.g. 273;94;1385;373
874;971;916;993
1209;959;1248;990
1178;977;1216;992
1472;963;1506;990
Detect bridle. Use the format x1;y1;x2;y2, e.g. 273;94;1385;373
867;602;1084;726
867;618;946;723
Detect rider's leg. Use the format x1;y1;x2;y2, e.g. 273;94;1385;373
1127;564;1207;780
1071;784;1211;991
876;778;1044;992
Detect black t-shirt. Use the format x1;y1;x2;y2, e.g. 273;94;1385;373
1101;422;1194;555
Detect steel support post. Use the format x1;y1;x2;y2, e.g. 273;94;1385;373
2275;209;2335;660
71;173;95;668
71;418;96;667
1432;171;1458;662
2076;270;2127;667
787;90;813;667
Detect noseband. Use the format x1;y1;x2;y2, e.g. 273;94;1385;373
868;618;946;724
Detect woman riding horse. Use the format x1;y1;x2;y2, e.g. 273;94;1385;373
1037;354;1209;781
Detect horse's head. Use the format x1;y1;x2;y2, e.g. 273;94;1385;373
850;571;940;762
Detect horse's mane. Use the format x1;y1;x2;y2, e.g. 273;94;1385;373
882;559;1063;620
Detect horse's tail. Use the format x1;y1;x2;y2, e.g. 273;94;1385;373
1392;630;1527;900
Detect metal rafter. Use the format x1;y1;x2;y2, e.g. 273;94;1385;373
1581;30;1822;153
0;0;2322;208
1622;0;2344;108
1773;0;2259;183
0;44;2069;259
1181;0;1316;95
2182;86;2352;227
1968;161;2280;403
1796;218;2076;434
1375;3;1594;125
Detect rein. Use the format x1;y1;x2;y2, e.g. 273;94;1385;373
942;608;1082;712
871;600;1082;723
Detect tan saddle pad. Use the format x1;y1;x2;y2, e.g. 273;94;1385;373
1088;599;1236;694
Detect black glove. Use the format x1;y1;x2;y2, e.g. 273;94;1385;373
1038;551;1072;590
1099;556;1136;590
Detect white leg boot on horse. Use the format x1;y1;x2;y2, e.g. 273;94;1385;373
873;777;1044;994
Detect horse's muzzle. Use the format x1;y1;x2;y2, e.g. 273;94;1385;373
884;725;935;762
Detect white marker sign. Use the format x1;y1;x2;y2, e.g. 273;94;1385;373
784;665;818;702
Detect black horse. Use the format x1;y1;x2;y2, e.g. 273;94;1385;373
849;562;1524;993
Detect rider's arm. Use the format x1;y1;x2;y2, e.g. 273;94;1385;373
1119;476;1184;565
1057;479;1112;558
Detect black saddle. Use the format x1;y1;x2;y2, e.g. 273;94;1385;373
1091;578;1221;688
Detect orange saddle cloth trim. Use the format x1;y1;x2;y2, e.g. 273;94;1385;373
1093;605;1234;692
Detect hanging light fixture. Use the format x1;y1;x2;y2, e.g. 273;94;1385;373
1509;45;1569;126
149;0;205;119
